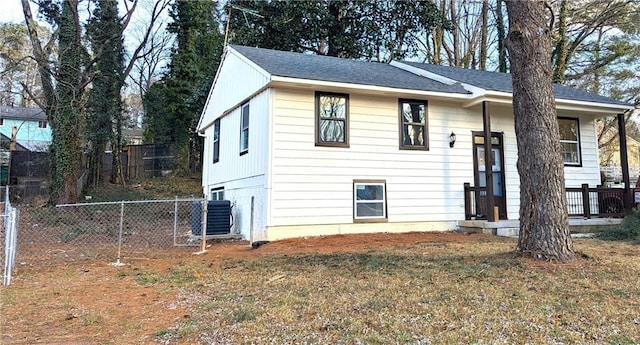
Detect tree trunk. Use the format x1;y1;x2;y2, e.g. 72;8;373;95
479;0;488;70
552;0;568;83
496;0;507;72
504;0;575;262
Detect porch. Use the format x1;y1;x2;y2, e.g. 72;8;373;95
464;183;630;221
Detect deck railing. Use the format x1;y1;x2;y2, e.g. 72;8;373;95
464;183;627;220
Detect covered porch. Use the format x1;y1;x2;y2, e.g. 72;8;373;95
466;100;634;224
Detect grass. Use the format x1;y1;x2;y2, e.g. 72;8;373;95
154;238;640;344
596;211;640;243
84;175;202;202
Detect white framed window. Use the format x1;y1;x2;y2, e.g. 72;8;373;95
213;119;220;163
211;188;224;201
240;103;249;155
558;117;581;166
354;180;387;222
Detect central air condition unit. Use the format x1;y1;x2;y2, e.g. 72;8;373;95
191;200;232;236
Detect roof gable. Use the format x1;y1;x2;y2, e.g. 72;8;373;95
401;61;631;107
230;45;469;94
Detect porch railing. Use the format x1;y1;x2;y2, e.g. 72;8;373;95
464;183;627;220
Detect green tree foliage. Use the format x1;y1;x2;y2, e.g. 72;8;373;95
143;0;224;173
86;0;125;187
225;0;448;62
44;0;88;204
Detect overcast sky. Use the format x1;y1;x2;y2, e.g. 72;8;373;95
0;0;27;23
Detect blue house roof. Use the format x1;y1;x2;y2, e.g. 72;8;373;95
401;62;631;107
231;45;470;95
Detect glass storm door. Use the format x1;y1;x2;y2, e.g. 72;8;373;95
473;132;507;220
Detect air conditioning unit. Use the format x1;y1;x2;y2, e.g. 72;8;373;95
191;200;232;236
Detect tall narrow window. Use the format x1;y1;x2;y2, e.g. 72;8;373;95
354;180;387;222
558;117;581;166
316;92;349;147
0;118;4;126
399;99;428;150
240;103;249;155
213;119;220;163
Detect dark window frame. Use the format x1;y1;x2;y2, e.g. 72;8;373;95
398;99;429;150
240;103;249;155
37;120;47;129
353;179;388;223
315;91;349;148
213;118;220;163
558;117;582;167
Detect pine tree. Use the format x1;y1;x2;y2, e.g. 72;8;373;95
143;0;224;174
86;0;125;186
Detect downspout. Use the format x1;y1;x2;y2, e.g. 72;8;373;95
483;101;495;221
617;113;631;213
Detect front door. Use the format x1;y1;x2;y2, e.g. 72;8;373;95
473;132;507;220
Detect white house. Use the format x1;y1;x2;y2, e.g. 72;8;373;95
197;45;634;242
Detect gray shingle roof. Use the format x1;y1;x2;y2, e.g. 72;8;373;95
230;45;469;94
402;61;631;107
0;106;46;120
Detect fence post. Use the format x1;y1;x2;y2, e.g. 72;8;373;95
581;184;591;219
464;183;471;220
173;196;179;246
113;201;125;266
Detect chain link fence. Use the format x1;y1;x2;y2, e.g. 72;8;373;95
15;198;207;268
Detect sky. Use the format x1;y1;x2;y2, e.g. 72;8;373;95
0;0;28;23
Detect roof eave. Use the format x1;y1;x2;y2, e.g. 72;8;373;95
269;75;472;100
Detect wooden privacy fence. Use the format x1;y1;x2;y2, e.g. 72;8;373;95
464;183;628;220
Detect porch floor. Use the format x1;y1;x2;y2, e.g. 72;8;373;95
457;217;624;238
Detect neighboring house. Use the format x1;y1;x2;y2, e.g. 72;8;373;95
122;128;144;145
0;106;51;152
197;45;634;242
600;135;640;167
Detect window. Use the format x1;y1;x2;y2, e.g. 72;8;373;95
0;118;4;126
316;92;349;147
240;103;249;155
211;188;224;201
558;117;581;166
38;120;47;128
213;119;220;163
354;180;387;222
399;99;428;150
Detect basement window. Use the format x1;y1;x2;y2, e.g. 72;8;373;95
354;180;387;222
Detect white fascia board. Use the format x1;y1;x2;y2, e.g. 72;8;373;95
269;76;473;100
555;98;634;115
197;46;231;131
390;61;487;98
197;46;273;132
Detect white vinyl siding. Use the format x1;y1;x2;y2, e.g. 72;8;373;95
269;89;483;227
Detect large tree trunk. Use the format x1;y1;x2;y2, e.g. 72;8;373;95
505;0;575;262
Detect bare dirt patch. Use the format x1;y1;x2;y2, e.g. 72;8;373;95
2;232;639;344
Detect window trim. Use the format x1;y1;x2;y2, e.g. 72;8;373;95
558;116;582;167
240;103;249;155
315;91;349;148
398;99;429;150
353;179;388;223
210;187;224;201
213;118;220;163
